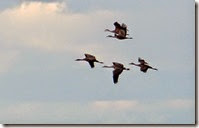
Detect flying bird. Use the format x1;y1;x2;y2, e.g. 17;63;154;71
75;54;103;68
105;22;132;40
103;62;130;84
129;58;157;73
105;22;128;35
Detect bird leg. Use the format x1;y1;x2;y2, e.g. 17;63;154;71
95;60;103;64
106;35;116;38
151;67;158;71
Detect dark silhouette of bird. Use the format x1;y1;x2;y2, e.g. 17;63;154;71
129;58;157;73
75;54;103;68
105;22;128;35
103;62;130;84
105;22;132;40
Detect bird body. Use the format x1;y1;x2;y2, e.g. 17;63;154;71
103;62;130;84
105;22;132;40
129;58;157;73
76;54;103;68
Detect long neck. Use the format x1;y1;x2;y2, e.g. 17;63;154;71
75;58;85;61
105;29;114;33
103;65;114;68
95;60;103;64
125;37;133;39
130;63;140;67
150;67;158;71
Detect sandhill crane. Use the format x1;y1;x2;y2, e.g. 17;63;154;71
103;62;130;84
105;22;128;35
105;22;132;40
129;58;157;73
75;54;103;68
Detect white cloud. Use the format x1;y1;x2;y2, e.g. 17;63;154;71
92;100;138;111
0;1;118;54
164;99;194;109
0;1;123;73
0;99;194;124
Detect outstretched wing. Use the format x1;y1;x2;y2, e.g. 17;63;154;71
114;22;121;28
113;62;123;68
121;23;128;35
88;61;95;68
113;68;123;84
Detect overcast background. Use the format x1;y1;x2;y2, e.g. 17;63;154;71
0;0;195;124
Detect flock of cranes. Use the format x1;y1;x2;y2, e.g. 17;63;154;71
76;22;158;84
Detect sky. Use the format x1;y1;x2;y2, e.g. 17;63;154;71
0;0;195;124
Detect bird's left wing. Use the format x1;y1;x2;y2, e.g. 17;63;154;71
113;68;123;84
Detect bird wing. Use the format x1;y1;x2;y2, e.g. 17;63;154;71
121;23;128;35
114;22;121;28
113;22;122;34
88;61;95;68
113;62;123;68
85;54;96;59
121;23;127;29
138;58;148;64
113;68;123;84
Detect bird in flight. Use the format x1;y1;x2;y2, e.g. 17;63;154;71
103;62;130;84
105;22;133;40
129;58;158;73
75;54;103;68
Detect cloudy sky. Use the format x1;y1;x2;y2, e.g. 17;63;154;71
0;0;195;124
